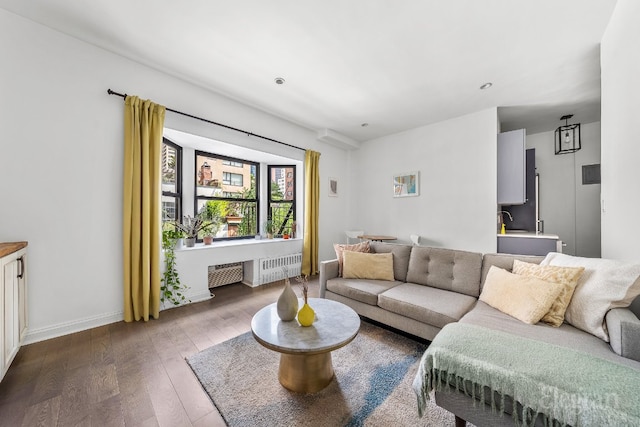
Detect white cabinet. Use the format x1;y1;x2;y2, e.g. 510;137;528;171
498;129;526;205
1;244;27;382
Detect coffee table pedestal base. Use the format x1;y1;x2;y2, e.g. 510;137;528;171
279;352;334;393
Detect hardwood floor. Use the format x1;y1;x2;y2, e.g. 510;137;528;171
0;277;320;427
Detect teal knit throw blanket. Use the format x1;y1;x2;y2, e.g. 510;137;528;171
412;323;640;426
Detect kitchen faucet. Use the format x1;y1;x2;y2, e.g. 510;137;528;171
497;211;513;233
498;210;513;224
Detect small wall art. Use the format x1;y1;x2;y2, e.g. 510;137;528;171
393;171;419;197
328;177;338;197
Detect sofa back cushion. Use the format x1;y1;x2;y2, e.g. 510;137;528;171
406;247;483;297
481;253;544;291
369;242;412;282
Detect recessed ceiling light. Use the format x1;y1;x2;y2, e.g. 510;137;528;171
361;123;369;127
480;82;493;90
274;77;285;85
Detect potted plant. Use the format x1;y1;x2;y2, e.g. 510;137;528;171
264;219;275;239
162;226;184;249
174;214;211;247
161;227;190;308
202;222;220;245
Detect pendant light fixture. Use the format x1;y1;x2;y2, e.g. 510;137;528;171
555;114;581;155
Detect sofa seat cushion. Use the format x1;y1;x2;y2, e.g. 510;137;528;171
326;277;402;306
378;283;477;329
460;301;640;370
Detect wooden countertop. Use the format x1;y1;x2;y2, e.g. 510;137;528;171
0;242;28;258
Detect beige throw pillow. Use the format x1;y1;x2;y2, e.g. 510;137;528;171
541;252;640;342
480;266;565;325
342;251;395;281
512;260;585;327
333;241;371;276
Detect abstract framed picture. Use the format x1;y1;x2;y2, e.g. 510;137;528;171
328;177;338;197
393;171;419;197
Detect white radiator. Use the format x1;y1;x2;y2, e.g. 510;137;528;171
258;253;302;285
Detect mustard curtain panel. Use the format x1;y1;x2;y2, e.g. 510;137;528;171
123;96;166;322
302;150;321;276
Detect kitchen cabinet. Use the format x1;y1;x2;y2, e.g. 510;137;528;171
1;242;28;382
498;129;526;205
497;233;561;256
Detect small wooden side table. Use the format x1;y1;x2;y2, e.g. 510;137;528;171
357;235;397;242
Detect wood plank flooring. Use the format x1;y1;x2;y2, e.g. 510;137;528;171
0;277;320;427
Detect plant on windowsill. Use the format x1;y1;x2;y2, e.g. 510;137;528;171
174;214;211;247
161;227;190;307
264;219;275;239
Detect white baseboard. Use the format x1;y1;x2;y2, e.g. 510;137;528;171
23;310;124;345
23;291;213;345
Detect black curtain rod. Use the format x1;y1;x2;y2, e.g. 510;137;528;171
107;88;305;152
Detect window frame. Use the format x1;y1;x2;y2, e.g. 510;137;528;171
267;164;296;236
161;137;182;223
194;150;260;241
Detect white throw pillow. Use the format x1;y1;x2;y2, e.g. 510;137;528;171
480;266;564;325
541;252;640;342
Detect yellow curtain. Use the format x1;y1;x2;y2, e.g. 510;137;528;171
302;150;321;276
123;96;166;322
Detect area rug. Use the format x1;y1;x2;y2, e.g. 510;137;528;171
186;321;461;426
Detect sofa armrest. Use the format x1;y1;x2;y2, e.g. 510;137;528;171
606;307;640;362
319;259;339;298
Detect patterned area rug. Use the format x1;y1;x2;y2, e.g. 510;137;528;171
187;321;460;426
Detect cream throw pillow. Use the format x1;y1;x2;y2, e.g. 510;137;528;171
541;252;640;342
512;260;585;327
333;241;370;276
480;266;565;325
342;251;395;281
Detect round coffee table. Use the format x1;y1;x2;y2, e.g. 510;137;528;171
251;298;360;393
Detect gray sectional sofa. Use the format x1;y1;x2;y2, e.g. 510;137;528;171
319;242;640;426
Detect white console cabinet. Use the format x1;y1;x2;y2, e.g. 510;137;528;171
1;242;28;382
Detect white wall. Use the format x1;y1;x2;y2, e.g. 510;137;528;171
601;0;640;261
349;108;498;254
0;9;349;342
525;122;601;257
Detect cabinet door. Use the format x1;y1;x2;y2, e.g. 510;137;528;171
17;254;27;341
497;236;558;256
497;129;526;205
2;258;19;376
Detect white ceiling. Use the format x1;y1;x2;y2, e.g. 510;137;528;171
1;0;617;141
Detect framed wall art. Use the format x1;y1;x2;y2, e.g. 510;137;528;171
393;171;419;197
328;177;338;197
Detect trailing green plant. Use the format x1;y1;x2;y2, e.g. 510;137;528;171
161;228;190;307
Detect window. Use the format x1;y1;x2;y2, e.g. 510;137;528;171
223;172;243;186
162;138;181;224
268;165;296;235
222;160;243;167
195;150;258;239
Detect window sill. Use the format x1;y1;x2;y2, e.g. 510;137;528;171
174;237;302;252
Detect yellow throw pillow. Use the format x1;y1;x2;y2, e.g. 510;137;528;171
480;266;565;325
512;260;585;327
342;251;395;281
333;241;370;276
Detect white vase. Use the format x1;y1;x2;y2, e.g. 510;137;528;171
277;278;299;321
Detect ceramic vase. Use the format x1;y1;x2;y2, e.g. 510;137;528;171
297;301;315;327
277;278;298;321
